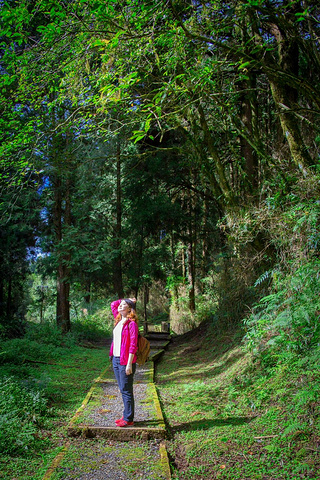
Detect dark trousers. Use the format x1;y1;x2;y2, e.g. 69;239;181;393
112;356;136;422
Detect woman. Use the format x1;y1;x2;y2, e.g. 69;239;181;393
109;297;139;427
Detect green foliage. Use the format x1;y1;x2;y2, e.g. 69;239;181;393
0;376;47;455
72;308;112;341
1;0;320;337
0;13;319;480
0;334;69;367
166;275;185;299
0;318;103;371
25;274;56;324
0;182;40;337
25;274;112;341
25;323;78;348
0;339;108;476
245;261;320;357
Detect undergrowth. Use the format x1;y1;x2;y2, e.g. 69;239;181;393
157;260;320;479
0;318;111;477
0;376;48;455
245;260;320;357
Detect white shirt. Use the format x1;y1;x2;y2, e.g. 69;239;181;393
113;318;126;356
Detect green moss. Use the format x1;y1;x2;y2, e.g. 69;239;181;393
121;444;167;479
157;326;320;480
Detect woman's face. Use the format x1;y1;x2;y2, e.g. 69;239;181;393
118;300;130;317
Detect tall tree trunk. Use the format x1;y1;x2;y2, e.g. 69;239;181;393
197;105;235;205
200;191;209;286
56;263;70;332
187;188;196;313
237;7;260;195
113;142;124;298
54;173;71;333
269;79;313;173
240;76;259;193
187;239;196;313
267;17;313;173
54;176;62;327
6;276;12;319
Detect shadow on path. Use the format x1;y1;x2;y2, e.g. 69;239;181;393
157;347;247;385
171;415;255;433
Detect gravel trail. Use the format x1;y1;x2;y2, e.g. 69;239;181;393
52;438;167;480
47;340;171;480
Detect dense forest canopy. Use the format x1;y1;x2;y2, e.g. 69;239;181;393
0;0;319;336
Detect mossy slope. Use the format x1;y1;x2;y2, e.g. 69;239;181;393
157;322;320;480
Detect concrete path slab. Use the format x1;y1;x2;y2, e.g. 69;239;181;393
46;438;171;480
67;342;168;441
43;335;172;480
67;375;166;441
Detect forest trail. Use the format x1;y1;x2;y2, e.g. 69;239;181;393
42;334;172;480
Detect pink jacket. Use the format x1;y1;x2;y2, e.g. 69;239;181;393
109;299;138;365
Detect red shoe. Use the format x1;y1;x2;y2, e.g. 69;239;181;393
115;417;124;425
117;419;134;427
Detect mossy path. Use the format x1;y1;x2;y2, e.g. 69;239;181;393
42;335;172;480
44;438;170;480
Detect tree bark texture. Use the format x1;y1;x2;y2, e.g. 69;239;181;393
187;188;196;313
113;142;124;298
6;276;12;320
267;19;313;172
197;104;235;205
269;79;313;173
54;172;71;333
240;76;259;193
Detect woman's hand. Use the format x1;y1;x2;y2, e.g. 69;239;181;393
129;297;136;304
126;354;134;375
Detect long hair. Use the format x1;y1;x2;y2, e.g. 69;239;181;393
114;309;139;327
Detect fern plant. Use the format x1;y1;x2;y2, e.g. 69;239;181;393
245;260;320;357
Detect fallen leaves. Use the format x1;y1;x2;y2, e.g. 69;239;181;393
97;408;111;414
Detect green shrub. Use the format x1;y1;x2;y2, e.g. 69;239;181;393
245;261;320;358
151;312;170;325
24;322;78;347
0;338;63;365
72;307;112;341
0;320;79;365
0;376;47;455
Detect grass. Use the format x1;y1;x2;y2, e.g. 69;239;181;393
156;321;320;480
0;341;109;480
